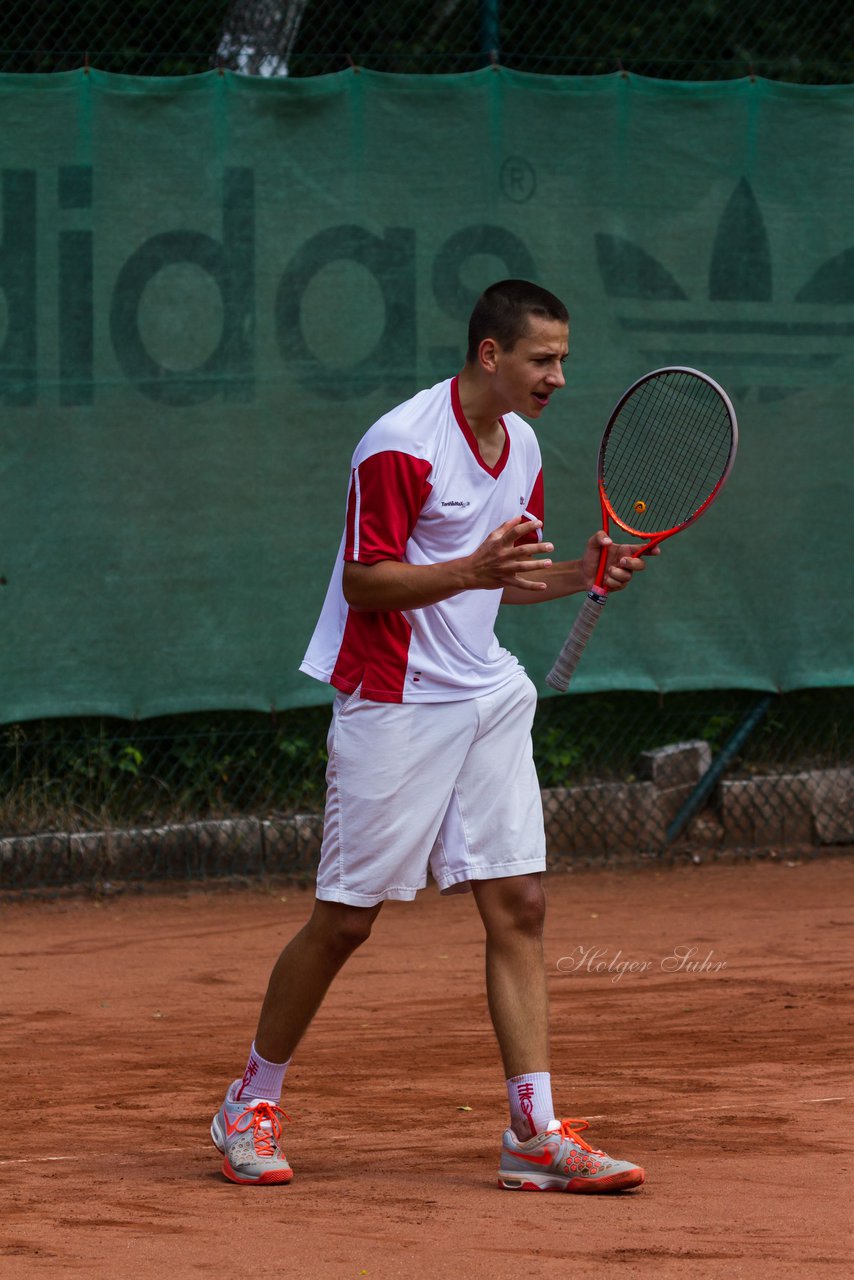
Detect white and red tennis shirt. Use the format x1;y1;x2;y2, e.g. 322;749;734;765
300;376;544;703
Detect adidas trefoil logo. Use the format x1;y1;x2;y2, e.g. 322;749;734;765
596;178;854;403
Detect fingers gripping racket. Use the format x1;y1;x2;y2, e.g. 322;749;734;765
546;366;738;692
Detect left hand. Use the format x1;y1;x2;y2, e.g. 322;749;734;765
581;530;659;593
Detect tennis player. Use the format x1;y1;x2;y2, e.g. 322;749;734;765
212;280;649;1192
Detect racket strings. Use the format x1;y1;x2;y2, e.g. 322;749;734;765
611;378;727;514
602;371;733;534
611;377;730;522
617;411;725;527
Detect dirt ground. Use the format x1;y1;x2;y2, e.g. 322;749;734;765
1;855;852;1279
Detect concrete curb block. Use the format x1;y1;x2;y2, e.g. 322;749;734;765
1;756;851;889
0;814;324;891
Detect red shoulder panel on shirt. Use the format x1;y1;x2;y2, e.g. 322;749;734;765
345;451;433;564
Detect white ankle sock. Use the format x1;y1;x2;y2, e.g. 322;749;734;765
233;1042;291;1103
506;1071;555;1140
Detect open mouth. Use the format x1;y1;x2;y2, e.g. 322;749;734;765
532;392;550;408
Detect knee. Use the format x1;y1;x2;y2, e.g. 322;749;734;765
484;879;546;941
310;902;378;962
509;884;546;937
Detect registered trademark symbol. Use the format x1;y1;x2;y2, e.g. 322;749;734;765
500;157;536;203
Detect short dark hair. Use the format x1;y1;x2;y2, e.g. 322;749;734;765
466;279;569;363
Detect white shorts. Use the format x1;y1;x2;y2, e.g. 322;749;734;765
315;671;546;907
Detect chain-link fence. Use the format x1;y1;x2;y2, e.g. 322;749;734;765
2;689;851;893
1;4;851;891
4;1;853;82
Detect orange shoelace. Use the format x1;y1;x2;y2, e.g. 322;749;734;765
558;1119;603;1154
234;1102;289;1157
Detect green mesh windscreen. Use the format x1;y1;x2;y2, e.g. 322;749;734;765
0;68;851;719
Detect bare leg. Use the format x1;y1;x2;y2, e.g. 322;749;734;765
471;873;549;1079
253;898;383;1063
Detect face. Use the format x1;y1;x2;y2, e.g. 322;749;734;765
482;315;569;419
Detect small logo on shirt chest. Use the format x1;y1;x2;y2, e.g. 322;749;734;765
440;499;471;509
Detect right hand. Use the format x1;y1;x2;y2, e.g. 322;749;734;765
463;516;554;592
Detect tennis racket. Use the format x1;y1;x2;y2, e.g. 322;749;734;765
546;366;738;692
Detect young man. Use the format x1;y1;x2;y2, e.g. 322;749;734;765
212;280;650;1192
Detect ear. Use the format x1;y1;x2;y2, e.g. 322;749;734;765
478;337;499;373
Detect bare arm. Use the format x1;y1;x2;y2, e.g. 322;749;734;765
500;560;588;604
343;516;554;611
500;532;659;605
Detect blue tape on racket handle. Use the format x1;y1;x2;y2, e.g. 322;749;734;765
545;591;607;692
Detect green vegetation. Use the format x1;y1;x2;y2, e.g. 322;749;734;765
1;688;850;835
534;688;854;787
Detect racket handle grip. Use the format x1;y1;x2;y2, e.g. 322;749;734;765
545;590;607;692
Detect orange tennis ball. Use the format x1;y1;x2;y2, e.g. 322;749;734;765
634;499;647;514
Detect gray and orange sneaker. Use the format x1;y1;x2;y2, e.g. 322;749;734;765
211;1084;293;1185
498;1118;644;1193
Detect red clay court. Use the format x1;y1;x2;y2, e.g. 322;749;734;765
2;855;852;1278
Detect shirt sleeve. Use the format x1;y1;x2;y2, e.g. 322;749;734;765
343;450;433;564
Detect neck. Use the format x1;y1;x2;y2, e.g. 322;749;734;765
455;363;505;438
